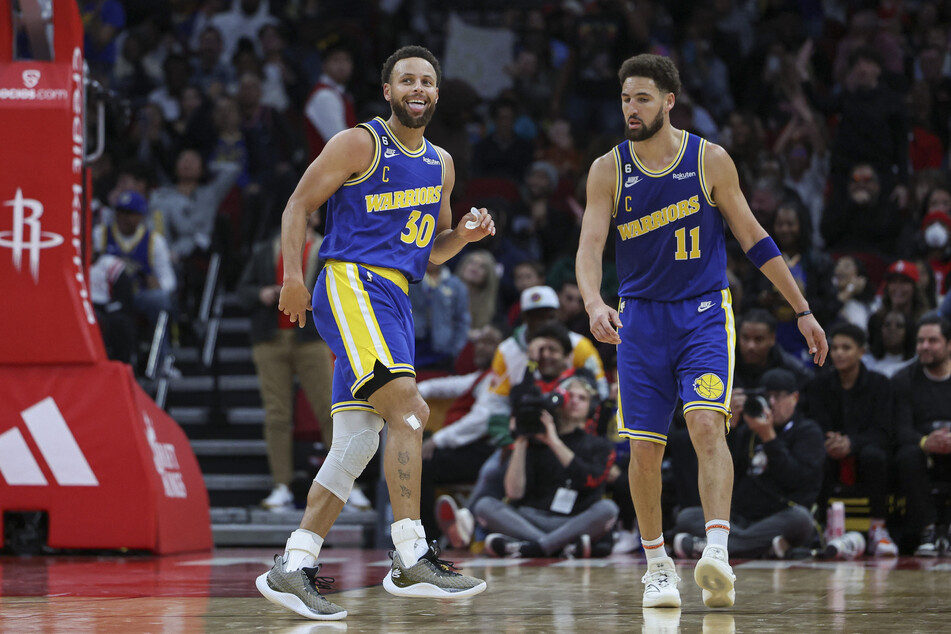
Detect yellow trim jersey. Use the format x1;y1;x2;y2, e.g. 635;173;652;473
612;131;727;300
318;117;446;284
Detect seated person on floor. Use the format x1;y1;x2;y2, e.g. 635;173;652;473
894;314;951;557
417;326;503;545
672;368;824;560
474;323;618;558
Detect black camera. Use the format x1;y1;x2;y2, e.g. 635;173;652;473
512;383;562;437
742;389;769;419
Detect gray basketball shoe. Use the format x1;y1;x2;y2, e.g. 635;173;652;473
255;555;348;620
383;542;487;598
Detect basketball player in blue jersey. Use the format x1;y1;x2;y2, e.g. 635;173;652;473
255;46;495;621
576;55;828;610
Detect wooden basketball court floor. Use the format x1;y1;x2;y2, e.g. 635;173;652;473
2;548;949;633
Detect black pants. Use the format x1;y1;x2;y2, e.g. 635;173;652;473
420;440;497;540
819;444;890;520
896;445;951;530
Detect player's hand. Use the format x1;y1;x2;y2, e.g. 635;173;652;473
825;432;850;459
278;278;312;328
745;408;775;442
587;301;622;345
535;409;559;447
798;313;827;366
459;207;496;241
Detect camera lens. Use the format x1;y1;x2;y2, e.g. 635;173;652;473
744;394;768;419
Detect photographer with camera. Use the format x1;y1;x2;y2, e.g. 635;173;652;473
672;368;824;559
474;323;618;558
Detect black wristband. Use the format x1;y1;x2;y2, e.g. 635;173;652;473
796;310;813;319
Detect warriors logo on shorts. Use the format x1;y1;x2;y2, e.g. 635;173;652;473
693;373;724;400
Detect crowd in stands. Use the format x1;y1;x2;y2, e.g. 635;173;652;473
80;0;951;557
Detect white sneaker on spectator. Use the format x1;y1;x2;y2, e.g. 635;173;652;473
435;494;474;548
562;534;591;559
342;486;372;512
611;528;641;555
641;557;681;608
261;484;294;512
485;533;524;558
770;535;790;559
695;545;736;608
868;525;898;557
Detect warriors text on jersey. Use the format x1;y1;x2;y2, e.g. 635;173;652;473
611;131;727;301
318;117;446;284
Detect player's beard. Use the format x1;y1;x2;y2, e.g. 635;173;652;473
391;98;436;129
625;108;664;142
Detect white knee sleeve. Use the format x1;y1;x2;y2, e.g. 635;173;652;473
314;410;383;502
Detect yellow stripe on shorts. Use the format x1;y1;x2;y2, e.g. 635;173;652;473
325;262;395;381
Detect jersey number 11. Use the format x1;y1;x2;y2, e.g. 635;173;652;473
674;226;701;260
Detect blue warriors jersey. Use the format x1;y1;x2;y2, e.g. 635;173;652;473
612;131;728;301
104;224;153;289
318;117;446;284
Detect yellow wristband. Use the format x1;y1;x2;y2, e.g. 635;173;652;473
920;435;928;451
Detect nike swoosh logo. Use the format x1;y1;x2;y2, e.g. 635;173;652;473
698;302;715;313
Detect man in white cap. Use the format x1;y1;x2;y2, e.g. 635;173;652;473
434;287;608;547
489;285;608;405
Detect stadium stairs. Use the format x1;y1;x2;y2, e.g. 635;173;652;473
162;292;375;548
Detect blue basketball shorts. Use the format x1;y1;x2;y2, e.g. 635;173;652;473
615;288;736;445
312;260;416;416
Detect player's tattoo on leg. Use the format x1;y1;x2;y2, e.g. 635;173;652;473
400;485;411;498
398;451;410;465
399;468;410;480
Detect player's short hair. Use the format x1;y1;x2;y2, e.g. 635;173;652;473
829;322;866;348
617;54;681;97
381;45;442;87
740;308;777;334
918;313;951;341
529;322;573;356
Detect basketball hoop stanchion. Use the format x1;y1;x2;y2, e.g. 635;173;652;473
0;0;211;554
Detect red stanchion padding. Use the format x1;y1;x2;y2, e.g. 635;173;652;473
0;362;211;554
0;0;105;365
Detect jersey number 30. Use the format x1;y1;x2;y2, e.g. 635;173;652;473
401;210;436;247
674;226;701;260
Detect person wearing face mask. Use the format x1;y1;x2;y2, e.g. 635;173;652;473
920;207;951;301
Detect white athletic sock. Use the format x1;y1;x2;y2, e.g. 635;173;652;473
642;535;667;562
284;529;324;571
705;519;730;550
392;518;428;566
